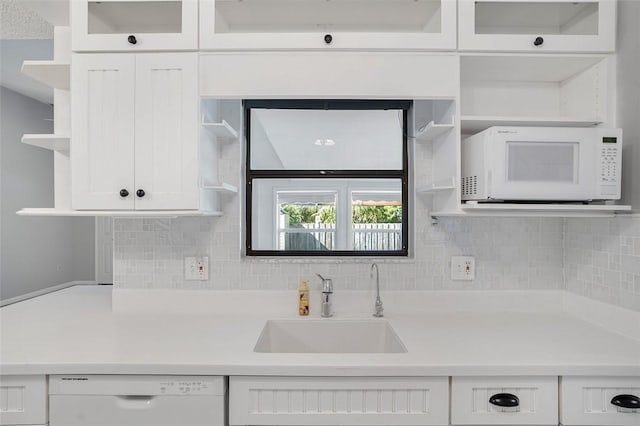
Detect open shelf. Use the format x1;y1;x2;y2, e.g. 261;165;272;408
461;54;605;83
415;121;455;142
202;118;239;142
460;55;610;135
21;61;70;90
417;177;456;195
16;209;223;218
428;203;633;218
21;134;70;151
201;182;238;193
461;116;602;134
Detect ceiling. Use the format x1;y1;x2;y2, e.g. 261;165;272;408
0;0;66;104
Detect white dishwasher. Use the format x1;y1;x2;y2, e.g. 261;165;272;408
49;375;226;426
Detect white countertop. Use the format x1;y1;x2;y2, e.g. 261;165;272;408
1;285;639;376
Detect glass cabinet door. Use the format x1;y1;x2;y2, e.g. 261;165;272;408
459;0;616;53
71;0;198;51
200;0;457;51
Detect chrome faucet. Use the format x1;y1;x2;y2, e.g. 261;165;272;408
315;273;333;318
371;263;384;317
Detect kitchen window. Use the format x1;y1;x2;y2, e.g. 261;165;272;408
245;100;409;256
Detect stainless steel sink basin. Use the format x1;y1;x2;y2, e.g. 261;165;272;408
254;320;407;353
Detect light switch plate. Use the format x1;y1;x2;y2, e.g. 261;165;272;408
451;256;475;281
185;256;209;281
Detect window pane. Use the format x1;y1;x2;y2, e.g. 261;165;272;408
251;178;403;253
278;192;337;251
352;191;402;251
250;109;403;170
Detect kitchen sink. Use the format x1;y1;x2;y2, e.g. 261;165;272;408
253;319;407;353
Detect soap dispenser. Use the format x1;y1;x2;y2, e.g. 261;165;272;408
298;279;310;316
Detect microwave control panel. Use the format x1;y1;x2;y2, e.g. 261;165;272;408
600;137;620;184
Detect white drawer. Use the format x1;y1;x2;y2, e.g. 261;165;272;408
451;376;558;425
560;376;640;425
0;375;47;425
229;376;449;425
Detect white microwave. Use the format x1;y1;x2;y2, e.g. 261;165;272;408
462;127;622;202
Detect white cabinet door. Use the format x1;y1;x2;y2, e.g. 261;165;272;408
134;53;199;210
229;376;450;426
459;0;616;53
72;53;136;210
0;375;47;426
560;376;640;425
71;0;199;52
451;376;559;425
199;0;457;51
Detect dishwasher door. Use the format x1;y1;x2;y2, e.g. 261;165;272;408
49;375;226;426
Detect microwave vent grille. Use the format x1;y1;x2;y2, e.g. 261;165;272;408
462;176;478;196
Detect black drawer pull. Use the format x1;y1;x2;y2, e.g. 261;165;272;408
534;36;544;46
489;393;520;407
611;394;640;409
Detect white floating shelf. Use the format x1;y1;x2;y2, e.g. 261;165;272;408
201;182;238;193
202;118;239;141
21;134;70;151
417;177;456;195
428;203;633;218
414;121;455;142
461;203;632;212
21;61;70;90
461;116;602;134
17;209;223;218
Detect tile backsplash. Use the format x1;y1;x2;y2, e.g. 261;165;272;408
112;135;639;312
564;216;640;311
114;215;564;292
114;212;640;312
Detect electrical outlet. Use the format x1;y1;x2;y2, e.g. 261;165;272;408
451;256;475;281
184;256;209;281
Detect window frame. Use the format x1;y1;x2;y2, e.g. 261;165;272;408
244;99;410;257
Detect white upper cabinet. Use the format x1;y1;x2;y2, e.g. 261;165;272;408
72;54;136;209
459;0;616;53
72;53;199;210
199;0;457;51
71;0;198;52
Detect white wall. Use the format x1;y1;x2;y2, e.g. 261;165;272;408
0;87;94;301
618;0;640;210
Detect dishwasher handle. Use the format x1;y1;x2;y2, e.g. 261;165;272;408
115;395;156;410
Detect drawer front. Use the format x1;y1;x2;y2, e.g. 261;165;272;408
229;376;449;425
0;375;47;425
451;376;558;425
561;376;640;425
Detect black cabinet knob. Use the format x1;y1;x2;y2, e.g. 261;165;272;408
136;189;145;198
489;393;520;408
534;36;544;46
119;189;129;198
128;35;137;45
611;394;640;409
324;34;333;44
